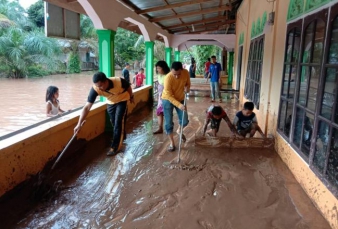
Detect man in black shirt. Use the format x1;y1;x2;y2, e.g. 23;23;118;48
121;63;131;84
74;72;134;156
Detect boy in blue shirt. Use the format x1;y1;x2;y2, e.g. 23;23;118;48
233;102;265;138
207;55;222;103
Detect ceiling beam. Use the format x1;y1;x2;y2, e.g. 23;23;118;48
170;21;233;32
149;5;232;23
165;18;235;30
176;26;233;34
135;0;215;14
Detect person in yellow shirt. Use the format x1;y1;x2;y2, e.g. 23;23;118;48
162;61;191;152
74;72;134;156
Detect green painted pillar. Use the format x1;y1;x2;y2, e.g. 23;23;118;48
97;29;116;102
96;29;116;132
228;52;234;85
174;50;180;61
165;47;173;66
145;41;154;86
97;29;115;77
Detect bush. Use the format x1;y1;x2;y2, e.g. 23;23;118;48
27;65;50;77
67;52;81;74
0;65;10;78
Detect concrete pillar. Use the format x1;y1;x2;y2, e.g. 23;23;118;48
174;50;180;61
145;41;154;86
97;29;116;131
222;49;228;74
97;29;116;102
228;51;234;85
97;29;116;77
165;47;173;66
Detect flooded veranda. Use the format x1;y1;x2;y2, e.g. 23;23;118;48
0;95;331;229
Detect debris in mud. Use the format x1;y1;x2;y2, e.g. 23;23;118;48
163;163;206;171
195;136;275;149
31;173;65;201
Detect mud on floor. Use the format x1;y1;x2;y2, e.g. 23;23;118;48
0;98;331;229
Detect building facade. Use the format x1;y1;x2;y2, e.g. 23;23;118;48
234;0;338;227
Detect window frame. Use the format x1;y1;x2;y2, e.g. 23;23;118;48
292;10;328;162
244;35;265;109
278;20;303;141
236;45;244;91
278;5;338;196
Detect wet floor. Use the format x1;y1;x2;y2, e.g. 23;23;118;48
0;97;331;229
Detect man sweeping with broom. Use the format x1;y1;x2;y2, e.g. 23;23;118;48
162;61;191;152
74;72;134;156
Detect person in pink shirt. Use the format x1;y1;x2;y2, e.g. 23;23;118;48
204;58;211;78
134;68;145;88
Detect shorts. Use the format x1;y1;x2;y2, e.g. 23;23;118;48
210;118;221;132
238;123;257;136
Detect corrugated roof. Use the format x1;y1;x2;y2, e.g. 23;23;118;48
62;0;243;35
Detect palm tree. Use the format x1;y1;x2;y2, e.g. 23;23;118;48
0;0;33;29
0;13;13;28
134;35;165;63
0;27;63;78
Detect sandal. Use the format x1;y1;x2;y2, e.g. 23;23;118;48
167;145;176;152
153;129;163;134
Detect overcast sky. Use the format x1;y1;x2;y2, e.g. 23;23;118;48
18;0;39;9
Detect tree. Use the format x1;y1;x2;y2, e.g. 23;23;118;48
27;0;44;28
80;15;97;39
192;45;217;75
0;27;63;78
114;28;144;69
0;0;33;29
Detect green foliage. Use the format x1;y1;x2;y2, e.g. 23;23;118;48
0;0;33;29
27;65;50;77
0;64;9;77
27;0;44;28
114;28;145;69
67;52;81;73
0;27;63;78
80;15;97;39
192;45;218;75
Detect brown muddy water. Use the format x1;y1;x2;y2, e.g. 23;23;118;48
0;71;120;137
0;97;331;229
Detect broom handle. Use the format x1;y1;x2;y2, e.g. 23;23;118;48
51;120;85;170
178;94;187;163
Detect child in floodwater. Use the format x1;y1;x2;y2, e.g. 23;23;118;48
233;101;265;138
202;105;237;137
45;86;65;117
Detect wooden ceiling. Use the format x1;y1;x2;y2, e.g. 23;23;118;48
65;0;242;35
118;0;243;34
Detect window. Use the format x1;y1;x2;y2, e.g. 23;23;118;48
278;24;302;138
278;5;338;193
236;46;244;90
244;35;264;109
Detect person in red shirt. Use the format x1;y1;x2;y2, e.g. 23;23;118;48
202;105;237;137
134;68;145;88
204;58;211;78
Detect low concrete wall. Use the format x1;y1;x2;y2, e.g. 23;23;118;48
0;85;152;197
275;134;338;229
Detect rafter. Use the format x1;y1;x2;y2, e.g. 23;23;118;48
149;5;232;23
178;26;230;34
164;18;235;30
170;21;233;33
135;0;215;14
66;0;78;3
